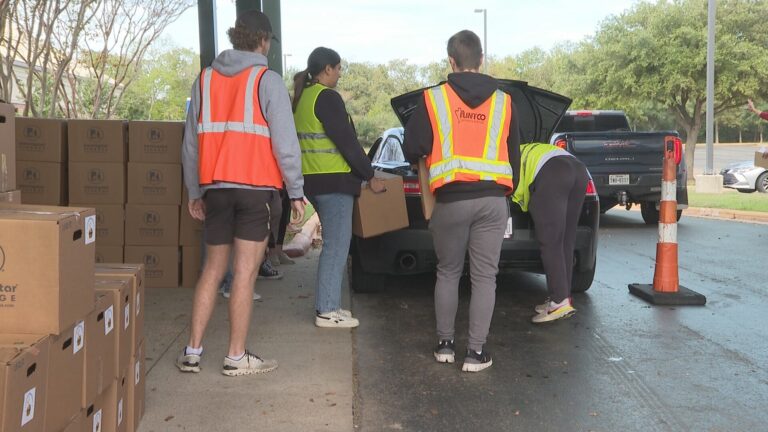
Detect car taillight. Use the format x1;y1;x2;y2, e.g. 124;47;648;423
576;111;593;117
554;138;567;150
664;135;683;165
403;179;421;194
586;179;597;196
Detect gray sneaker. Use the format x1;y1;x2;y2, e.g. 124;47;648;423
461;348;492;372
222;350;278;377
221;289;262;301
176;348;201;373
434;339;455;363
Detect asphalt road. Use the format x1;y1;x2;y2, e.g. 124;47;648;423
691;143;764;175
351;211;767;432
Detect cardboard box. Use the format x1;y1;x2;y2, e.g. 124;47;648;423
70;204;124;246
0;335;49;432
125;204;179;246
68;162;125;205
16;161;67;206
67;120;127;163
83;294;116;408
84;374;126;432
128;121;183;163
96;246;124;264
95;264;145;357
417;158;435;220
126;340;145;432
124;246;179;288
0;103;17;193
43;322;86;432
352;171;408;238
61;411;84;432
127;162;181;205
755;150;768;169
0;204;95;334
0;190;21;203
181;246;201;288
94;279;132;380
15;118;67;162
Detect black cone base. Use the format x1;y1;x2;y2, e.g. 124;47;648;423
628;284;707;306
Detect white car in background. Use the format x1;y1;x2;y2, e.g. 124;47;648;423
721;161;768;193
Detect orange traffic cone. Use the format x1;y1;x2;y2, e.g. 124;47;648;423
629;136;706;305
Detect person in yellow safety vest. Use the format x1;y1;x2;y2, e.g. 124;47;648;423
179;10;305;377
403;30;522;373
292;47;386;328
512;142;589;323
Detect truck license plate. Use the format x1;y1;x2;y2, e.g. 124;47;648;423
609;174;630;185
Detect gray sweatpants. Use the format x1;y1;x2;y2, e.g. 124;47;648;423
429;196;508;352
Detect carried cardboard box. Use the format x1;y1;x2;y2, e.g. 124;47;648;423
70;204;124;246
0;103;17;193
417;158;435;220
181;246;201;288
16;161;67;206
15;118;67;162
128;121;183;164
83;294;116;408
125;204;179;246
0;190;21;203
124;246;179;288
0;204;95;335
67;120;127;163
94;278;132;378
68;162;125;204
96;246;124;264
755;150;768;169
0;335;49;432
352;171;408;238
95;263;145;356
126;340;145;432
43;322;86;432
127;162;181;205
179;188;203;246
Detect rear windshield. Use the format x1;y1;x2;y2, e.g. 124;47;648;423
555;113;631;132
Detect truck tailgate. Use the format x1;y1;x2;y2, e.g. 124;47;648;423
568;132;674;174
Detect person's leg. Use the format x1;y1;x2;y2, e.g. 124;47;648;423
188;243;231;349
562;158;589;289
228;237;268;357
429;200;471;343
312;193;354;314
465;196;508;352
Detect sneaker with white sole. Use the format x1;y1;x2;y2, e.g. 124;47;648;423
315;310;359;328
221;350;278;377
176;348;201;373
434;339;455;363
532;299;576;323
462;348;492;372
534;298;550;314
221;290;261;301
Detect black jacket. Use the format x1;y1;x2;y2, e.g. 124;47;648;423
302;88;374;197
403;72;521;203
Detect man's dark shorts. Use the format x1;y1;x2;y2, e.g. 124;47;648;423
203;189;282;245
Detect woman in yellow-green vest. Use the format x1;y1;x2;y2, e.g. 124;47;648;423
292;47;385;328
513;143;589;323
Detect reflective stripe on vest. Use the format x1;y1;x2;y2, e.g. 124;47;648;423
293;83;351;175
198;67;271;138
512;143;572;212
424;84;513;192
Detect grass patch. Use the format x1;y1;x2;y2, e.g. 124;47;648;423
688;190;768;212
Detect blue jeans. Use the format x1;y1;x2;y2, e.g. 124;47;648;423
308;193;354;314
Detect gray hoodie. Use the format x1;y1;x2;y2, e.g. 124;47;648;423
182;50;304;200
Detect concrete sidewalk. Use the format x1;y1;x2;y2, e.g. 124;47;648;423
137;249;355;432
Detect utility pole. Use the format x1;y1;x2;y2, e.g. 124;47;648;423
474;8;487;73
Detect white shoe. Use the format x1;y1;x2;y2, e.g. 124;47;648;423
534;298;550;314
221;350;278;377
175;348;201;373
532;300;576;324
315;310;359;328
222;291;261;301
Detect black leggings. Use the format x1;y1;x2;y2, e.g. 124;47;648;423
268;189;291;248
528;156;589;303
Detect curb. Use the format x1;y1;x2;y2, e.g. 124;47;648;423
683;207;768;224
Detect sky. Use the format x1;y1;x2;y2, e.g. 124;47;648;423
162;0;642;68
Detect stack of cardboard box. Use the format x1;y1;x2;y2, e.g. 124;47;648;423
67;120;128;264
14;118;68;206
0;103;20;203
180;187;203;288
123;121;183;288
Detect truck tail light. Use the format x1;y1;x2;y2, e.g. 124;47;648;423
586;179;597;196
576;111;593;117
403;179;421;195
665;135;683;165
554;138;567;150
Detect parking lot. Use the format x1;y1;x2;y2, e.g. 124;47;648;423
138;207;767;432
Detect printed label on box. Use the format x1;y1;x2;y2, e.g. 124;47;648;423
136;293;141;316
135;359;141;385
105;305;114;335
74;320;85;354
21;388;36;426
92;409;102;432
124;303;130;330
85;215;96;244
118;398;123;426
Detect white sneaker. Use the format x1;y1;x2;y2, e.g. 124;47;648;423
534;298;550;314
221;350;278;377
315;310;359;328
222;291;261;301
532;300;576;324
175;348;201;373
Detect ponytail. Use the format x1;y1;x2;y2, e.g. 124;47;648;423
292;69;311;112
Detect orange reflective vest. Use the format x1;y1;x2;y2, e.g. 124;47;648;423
197;66;283;189
423;83;514;193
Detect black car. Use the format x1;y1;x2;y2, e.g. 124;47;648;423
349;80;599;293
